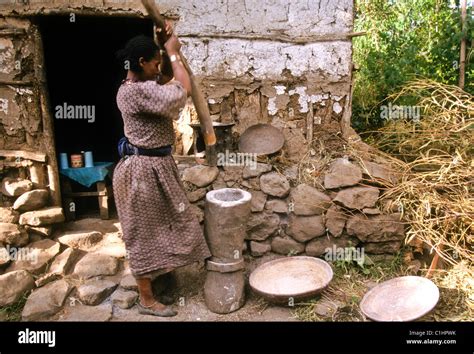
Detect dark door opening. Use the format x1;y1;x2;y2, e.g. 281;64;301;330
37;15;153;217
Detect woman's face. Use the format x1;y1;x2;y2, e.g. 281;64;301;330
139;51;161;80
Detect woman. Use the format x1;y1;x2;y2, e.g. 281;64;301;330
113;26;211;317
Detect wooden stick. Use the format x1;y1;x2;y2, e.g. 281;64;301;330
306;101;313;142
141;0;217;166
458;0;467;89
426;244;444;279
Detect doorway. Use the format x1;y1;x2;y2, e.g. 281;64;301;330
37;15;154;217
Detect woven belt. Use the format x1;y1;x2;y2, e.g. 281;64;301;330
118;137;172;157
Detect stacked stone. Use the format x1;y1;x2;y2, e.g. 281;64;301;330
0;174;63;317
180;157;404;262
0;171;131;321
0;213;135;320
0;174;65;283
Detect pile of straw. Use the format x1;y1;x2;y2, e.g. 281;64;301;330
372;79;473;266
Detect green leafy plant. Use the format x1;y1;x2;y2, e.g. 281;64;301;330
353;0;473;132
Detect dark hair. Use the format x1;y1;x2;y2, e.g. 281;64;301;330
116;35;160;73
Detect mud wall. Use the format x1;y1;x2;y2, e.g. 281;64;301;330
0;0;354;160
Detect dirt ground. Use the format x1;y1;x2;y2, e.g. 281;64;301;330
5;216;471;322
41;216;298;322
51;254;298;322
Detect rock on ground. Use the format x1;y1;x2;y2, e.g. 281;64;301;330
0;222;28;246
111;289;138;309
249;190;267;212
0;246;11;267
25;225;54;238
22;279;73;321
0;270;35;306
265;199;288;213
120;274;138;291
73;253;119;279
49;247;81;275
243;163;272;179
362;208;381;215
77;279;118;306
6;239;61;275
239;177;261;191
59;303;113;322
363;241;402;254
19;207;65;226
305;235;359;257
35;273;61;288
186;188;207;203
56;231;103;251
361;160;400;184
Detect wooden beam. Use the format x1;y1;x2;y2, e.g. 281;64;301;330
0;80;34;86
2;160;33;168
179;31;366;45
0;28;26;36
0;149;46;162
172;155;197;164
29;161;47;188
342;62;356;136
97;182;110;220
64;191;108;197
33;26;62;207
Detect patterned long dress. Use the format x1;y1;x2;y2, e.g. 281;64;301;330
113;79;211;277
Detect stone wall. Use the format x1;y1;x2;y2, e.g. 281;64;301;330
178;157;405;261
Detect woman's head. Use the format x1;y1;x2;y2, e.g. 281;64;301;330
116;35;161;79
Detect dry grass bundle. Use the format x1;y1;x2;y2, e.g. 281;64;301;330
374;79;473;161
424;261;474;321
370;79;473;266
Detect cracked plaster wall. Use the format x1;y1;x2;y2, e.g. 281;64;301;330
0;0;354;160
